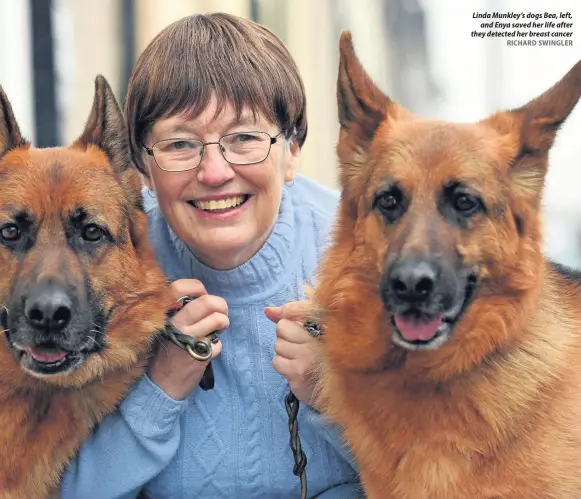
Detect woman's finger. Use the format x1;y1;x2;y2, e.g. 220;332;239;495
169;279;207;300
276;319;312;344
173;294;228;327
175;312;230;339
272;354;293;377
274;338;305;360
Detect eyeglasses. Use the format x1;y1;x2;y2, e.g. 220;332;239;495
143;130;285;172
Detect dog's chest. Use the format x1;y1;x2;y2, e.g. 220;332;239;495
390;447;470;499
361;436;511;499
346;382;496;498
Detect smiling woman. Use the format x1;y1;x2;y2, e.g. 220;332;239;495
59;12;361;499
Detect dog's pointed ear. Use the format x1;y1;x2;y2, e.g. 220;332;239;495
337;31;391;150
74;75;130;172
336;32;396;218
0;86;28;156
515;59;581;154
488;59;581;200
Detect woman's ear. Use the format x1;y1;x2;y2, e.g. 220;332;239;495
140;154;155;191
284;139;301;182
141;173;154;191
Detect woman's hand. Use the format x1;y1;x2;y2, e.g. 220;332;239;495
265;301;323;411
148;279;229;401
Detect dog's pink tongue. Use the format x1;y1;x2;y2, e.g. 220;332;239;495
394;315;442;341
28;348;67;363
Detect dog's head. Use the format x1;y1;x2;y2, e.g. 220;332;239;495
0;76;170;386
332;32;581;357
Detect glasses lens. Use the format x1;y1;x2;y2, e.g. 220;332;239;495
220;132;271;165
153;139;203;171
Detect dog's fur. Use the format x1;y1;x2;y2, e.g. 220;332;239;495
311;32;581;498
0;77;171;498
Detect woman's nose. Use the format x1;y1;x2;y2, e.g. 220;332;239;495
196;144;235;186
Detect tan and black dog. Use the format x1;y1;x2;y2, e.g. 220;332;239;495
0;76;171;498
311;32;581;498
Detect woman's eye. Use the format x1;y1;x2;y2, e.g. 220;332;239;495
171;140;194;150
233;133;258;143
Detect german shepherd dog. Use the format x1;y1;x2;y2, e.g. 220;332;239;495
0;77;170;498
311;32;581;498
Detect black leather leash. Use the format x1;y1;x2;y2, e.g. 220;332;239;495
164;295;219;391
285;321;325;499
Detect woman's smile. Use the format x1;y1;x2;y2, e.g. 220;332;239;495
186;194;252;220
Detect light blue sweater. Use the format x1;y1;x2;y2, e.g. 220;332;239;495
60;175;361;499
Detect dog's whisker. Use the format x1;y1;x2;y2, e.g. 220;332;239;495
83;336;100;349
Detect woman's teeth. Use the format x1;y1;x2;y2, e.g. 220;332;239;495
193;195;247;211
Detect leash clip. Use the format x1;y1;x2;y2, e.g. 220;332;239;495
164;295;218;390
303;321;324;339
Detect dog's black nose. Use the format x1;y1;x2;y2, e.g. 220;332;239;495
24;281;73;331
387;258;438;303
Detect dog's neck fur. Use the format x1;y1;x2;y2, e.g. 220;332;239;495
0;335;150;499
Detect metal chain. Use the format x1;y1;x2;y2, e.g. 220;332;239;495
285;321;325;499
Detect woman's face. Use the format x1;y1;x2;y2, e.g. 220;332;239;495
143;96;299;270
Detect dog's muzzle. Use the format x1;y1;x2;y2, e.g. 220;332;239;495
4;279;100;375
380;256;476;351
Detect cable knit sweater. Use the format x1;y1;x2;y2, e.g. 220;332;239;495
60;175;361;499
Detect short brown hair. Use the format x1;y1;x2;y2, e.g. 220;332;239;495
125;12;308;174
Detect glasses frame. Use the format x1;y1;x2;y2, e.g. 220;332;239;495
143;130;285;173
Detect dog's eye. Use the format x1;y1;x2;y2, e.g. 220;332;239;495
0;224;21;242
453;193;481;215
82;224;105;242
374;188;407;223
376;191;401;212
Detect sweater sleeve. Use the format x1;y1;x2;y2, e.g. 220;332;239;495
59;375;186;499
304;406;359;472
